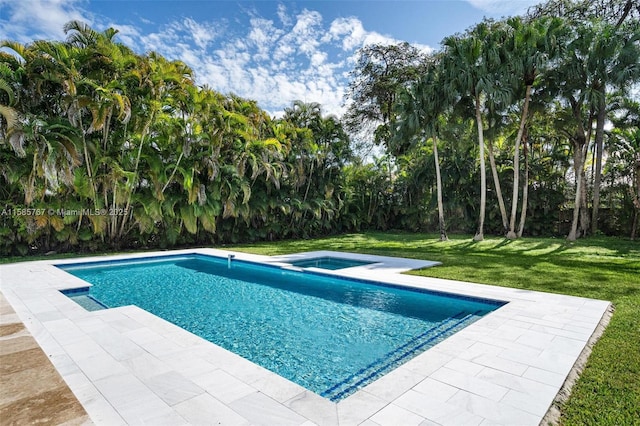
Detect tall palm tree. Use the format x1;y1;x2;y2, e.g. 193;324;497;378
505;16;563;238
393;59;450;241
442;21;505;241
544;21;595;241
484;102;509;235
588;20;640;234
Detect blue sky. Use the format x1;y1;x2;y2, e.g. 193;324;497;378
1;0;544;116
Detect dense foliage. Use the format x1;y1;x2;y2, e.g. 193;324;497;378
353;0;640;242
1;0;639;256
0;22;374;255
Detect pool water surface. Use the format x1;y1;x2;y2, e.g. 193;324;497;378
59;254;504;401
288;256;375;270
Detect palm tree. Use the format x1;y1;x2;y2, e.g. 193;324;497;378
517;128;530;238
608;125;640;238
588;20;640;234
117;53;194;239
0;53;21;153
393;59;449;241
281;101;351;232
544;21;595;241
484;102;509;235
11;115;81;204
606;100;640;238
504;16;563;238
1;39;86;203
442;21;505;241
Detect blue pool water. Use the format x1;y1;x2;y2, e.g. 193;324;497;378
59;254;504;401
289;257;374;270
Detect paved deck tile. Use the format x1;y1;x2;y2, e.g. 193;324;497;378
394;389;484;425
229;391;309;425
0;248;610;425
174;393;250;425
0;292;91;426
369;403;427;425
447;390;540;425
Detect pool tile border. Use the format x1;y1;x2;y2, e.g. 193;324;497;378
0;248;610;426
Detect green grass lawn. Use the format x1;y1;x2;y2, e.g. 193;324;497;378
231;232;640;426
2;232;638;424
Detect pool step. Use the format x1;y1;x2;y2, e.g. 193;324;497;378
60;288;109;311
320;311;483;401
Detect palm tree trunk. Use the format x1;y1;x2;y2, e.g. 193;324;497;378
591;93;606;234
474;94;486;242
25;155;38;205
433;135;447;241
303;160;315;203
628;159;640;239
118;114;153;239
568;140;588;241
487;138;508;235
517;135;529;238
567;150;583;242
508;84;531;239
579;110;594;237
162;151;184;194
102;109;113;151
79;114;98;210
579;164;590;237
568;97;590;241
111;184;117;237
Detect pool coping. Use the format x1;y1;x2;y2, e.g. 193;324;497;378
0;248;611;426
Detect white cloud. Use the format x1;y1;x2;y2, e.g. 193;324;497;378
154;8;427;118
310;51;327;67
277;3;292;27
140;31;174;54
327;17;368;51
1;2;430;119
288;9;323;56
466;0;543;16
182;18;219;50
0;0;90;42
247;17;284;62
273;38;295;62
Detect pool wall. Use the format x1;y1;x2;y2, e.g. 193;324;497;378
0;248;611;425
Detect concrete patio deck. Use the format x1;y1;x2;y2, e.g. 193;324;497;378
0;248;610;425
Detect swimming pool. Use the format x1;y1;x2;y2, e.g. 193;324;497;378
58;254;505;401
288;256;375;270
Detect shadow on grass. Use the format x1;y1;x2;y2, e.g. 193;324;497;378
231;231;639;304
